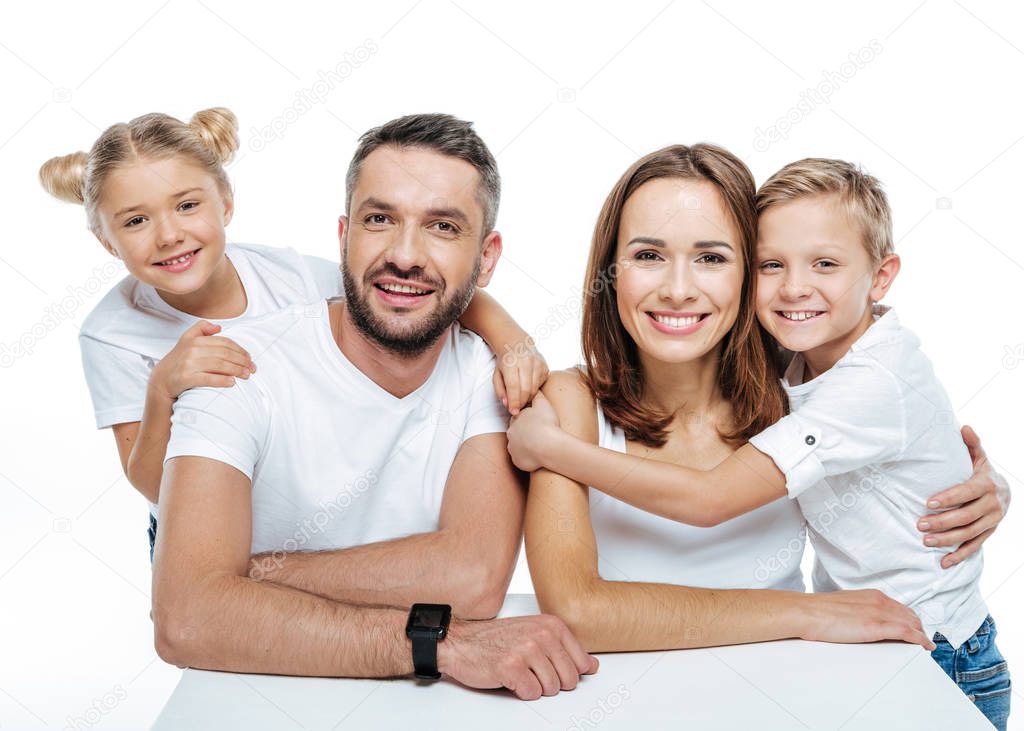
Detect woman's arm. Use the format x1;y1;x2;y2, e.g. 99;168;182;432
510;392;786;527
459;288;548;414
525;370;933;653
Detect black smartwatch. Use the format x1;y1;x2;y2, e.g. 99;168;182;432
405;603;452;680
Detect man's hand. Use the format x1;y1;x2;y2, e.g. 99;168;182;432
919;425;1011;568
507;392;562;472
438;613;599;700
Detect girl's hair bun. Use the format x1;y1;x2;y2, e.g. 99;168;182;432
39;151;89;204
189;107;239;164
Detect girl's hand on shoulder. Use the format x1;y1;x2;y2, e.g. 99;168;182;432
507;392;561;472
150;320;256;400
492;338;549;416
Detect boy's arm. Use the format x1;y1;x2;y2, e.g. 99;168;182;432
459;288;548;414
509;393;786;527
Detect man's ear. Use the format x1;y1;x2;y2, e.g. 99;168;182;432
338;215;349;262
93;230;119;259
475;231;502;287
870;253;900;302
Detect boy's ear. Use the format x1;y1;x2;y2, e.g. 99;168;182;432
222;196;234;226
870;253;901;302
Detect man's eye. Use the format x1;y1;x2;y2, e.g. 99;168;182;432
364;214;389;226
433;221;458;234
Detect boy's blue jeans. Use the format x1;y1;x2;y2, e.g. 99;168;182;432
148;513;157;563
931;615;1011;730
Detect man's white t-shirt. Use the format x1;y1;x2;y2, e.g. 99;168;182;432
749;306;986;648
163;299;509;555
79;242;342;431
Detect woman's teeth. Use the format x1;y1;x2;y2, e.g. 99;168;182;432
652;313;702;328
779;311;823;321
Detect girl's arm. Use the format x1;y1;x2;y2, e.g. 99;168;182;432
509;393;786;527
459;288;547;415
114;320;255;504
524;369;932;653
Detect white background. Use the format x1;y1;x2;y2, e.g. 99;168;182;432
1;1;1022;728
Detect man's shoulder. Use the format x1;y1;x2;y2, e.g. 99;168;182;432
218;300;324;354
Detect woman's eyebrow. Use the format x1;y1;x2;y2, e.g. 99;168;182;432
626;237;733;251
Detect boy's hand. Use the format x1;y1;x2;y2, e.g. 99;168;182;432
919;425;1010;568
150;320;256;401
507;393;561;472
493;338;549;416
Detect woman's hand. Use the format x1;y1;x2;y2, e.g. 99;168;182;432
919;426;1010;568
492;338;549;416
800;589;936;650
507;392;562;472
149;320;255;401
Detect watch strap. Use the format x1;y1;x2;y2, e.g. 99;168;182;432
411;632;441;680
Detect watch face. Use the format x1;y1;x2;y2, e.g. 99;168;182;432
407;603;452;634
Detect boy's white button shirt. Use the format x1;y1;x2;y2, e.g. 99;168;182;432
163;299;508;556
750;307;987;648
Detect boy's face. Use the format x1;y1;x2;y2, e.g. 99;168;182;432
755;194;880;360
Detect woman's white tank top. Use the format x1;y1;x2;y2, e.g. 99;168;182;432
588;404;807;591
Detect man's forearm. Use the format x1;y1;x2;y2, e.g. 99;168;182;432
250;530;504;618
155;571;413;677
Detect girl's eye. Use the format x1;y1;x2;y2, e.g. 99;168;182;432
759;261;782;271
179;200;199;212
815;260;837;269
125;216;146;228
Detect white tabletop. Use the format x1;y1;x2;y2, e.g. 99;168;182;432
153;594;990;730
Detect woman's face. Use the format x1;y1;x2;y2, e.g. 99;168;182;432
614;178;744;366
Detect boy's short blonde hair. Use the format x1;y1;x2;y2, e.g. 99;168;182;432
756;158;893;265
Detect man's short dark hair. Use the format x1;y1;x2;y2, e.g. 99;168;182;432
345;113;500;233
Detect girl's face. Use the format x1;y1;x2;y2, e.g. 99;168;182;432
614;178;744;367
94;157;233;295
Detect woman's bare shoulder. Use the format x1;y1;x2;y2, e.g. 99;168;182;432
541;368;599;442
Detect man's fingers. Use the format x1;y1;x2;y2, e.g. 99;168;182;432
527;654;561;697
552;619;595;675
548;647;581;691
940;529;994;568
505;666;542;701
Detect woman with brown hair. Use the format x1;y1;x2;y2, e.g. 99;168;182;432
513;144;1004;652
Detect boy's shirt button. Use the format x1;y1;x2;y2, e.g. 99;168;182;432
805;435;816;445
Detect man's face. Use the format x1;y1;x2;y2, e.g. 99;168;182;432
340;145;500;356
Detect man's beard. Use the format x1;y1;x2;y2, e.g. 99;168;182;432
342;255;481;358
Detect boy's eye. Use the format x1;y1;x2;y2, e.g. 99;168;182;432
179;200;200;212
815;260;838;269
125;216;146;228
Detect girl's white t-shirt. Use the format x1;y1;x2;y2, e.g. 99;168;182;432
79;242;342;433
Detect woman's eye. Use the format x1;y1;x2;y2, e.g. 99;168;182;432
635;250;662;261
697;253;725;265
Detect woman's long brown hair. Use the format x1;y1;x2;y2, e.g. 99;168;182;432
581;143;787;448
